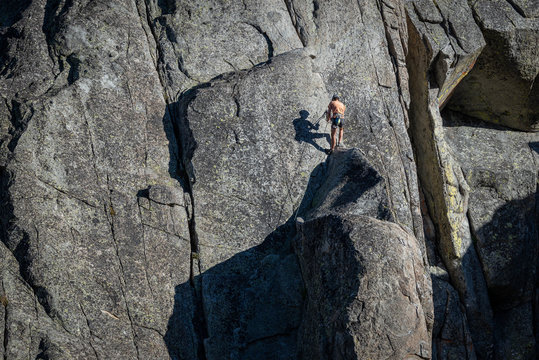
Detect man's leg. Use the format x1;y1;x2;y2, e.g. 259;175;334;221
330;127;337;151
339;127;344;146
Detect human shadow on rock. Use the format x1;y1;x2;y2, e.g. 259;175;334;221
293;110;330;153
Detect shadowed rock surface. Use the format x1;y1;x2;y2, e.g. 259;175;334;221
0;0;537;359
295;149;432;359
448;0;539;131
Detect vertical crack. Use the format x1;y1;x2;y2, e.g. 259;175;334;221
133;0;210;357
104;175;140;360
164;82;212;360
284;0;308;46
135;0;173;103
505;0;527;18
2;280;8;360
244;22;274;61
79;302;100;359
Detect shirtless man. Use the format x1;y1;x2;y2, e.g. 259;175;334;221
326;94;346;154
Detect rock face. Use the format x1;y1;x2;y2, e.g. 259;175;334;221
448;0;539;131
406;0;538;359
295;149;432;360
0;1;537;360
443;110;538;359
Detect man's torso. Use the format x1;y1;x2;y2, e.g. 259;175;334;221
328;100;346;117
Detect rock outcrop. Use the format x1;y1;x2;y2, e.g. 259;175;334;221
447;0;539;131
0;0;537;359
406;0;538;359
295;149;432;359
443;110;538;359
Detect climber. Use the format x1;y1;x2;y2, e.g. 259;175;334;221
326;94;346;155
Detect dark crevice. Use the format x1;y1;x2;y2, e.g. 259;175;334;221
6;99;34;153
244;23;274;61
166;84;211;360
232;83;241;118
505;0;527;18
284;0;307;46
157;0;176;15
65;54;80;84
312;0;320;21
0;0;31;28
466;210;486;273
34;338;49;360
139;0;172;103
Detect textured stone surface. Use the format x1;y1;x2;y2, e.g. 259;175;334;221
407;15;495;358
404;0;485;107
178;50;328;271
297;214;432;360
1;0;538;359
295;150;433;360
448;0;539;131
443;110;538;359
430;266;476;360
444;111;538;307
1;0;191;358
407;1;538;359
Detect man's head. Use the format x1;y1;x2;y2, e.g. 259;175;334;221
332;94;340;101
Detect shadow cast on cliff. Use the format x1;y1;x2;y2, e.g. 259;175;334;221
162;158;330;360
293;110;330;153
430;191;538;360
529;141;539;155
160;144;395;359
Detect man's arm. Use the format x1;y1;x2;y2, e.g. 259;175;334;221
326;104;332;122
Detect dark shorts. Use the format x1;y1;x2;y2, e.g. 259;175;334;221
331;116;344;129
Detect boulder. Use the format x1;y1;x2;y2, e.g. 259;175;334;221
295;149;433;360
448;0;539;131
404;0;485;107
296;214;432;360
